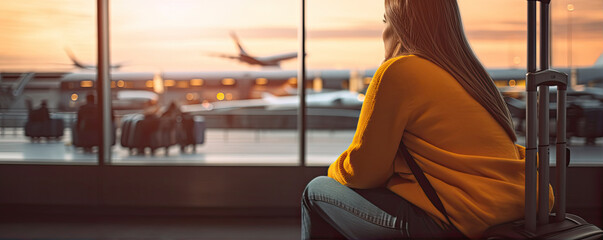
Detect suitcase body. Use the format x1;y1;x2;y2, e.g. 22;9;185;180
177;115;205;152
193;116;206;145
126;115;144;149
484;214;603;240
483;1;602;239
120;114;135;147
121;113;177;155
25;118;64;139
72;120;115;148
575;104;603;143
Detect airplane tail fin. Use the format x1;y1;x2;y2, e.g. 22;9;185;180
230;31;249;56
64;47;88;69
595;52;603;66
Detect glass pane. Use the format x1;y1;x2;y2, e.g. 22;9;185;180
304;0;603;167
459;0;603;164
0;0;96;164
108;0;299;165
305;0;383;166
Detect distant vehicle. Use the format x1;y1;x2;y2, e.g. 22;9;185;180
58;72;160;111
205;32;298;68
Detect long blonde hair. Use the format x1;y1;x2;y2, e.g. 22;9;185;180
385;0;517;142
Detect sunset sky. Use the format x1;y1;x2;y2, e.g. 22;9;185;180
0;0;602;72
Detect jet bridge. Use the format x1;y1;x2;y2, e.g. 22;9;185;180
0;72;35;109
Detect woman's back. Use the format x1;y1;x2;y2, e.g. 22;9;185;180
327;55;554;238
395;55;518;158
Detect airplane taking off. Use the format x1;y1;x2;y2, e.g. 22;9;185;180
64;47;125;70
205;32;298;68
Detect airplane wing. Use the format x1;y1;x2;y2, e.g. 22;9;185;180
255;52;298;65
203;51;240;60
487;68;526;80
181;90;363;114
65;47;124;70
64;47;92;69
181;98;270;113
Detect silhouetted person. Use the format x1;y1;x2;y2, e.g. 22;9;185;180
38;100;50;122
161;101;182;118
76;94;99;152
29;100;50;122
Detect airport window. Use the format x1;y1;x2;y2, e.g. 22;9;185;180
0;0;97;164
0;0;602;166
457;0;603;165
304;0;384;166
106;0;300;165
302;0;603;167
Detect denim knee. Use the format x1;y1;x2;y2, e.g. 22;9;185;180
304;176;338;198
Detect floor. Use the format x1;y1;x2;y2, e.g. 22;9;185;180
1;129;602;166
0;215;300;240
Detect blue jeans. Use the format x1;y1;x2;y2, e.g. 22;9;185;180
301;176;463;239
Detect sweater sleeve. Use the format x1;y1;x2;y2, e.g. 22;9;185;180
328;56;417;189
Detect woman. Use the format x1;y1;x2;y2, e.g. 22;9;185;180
301;0;554;239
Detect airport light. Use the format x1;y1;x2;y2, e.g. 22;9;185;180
357;93;366;102
177;81;189;88
313;78;323;92
202;100;211;109
117;80;125;88
153;73;164;94
145;80;154;88
221;78;236;86
164;79;175;87
71;93;79;101
81;80;94;88
186;93;195;101
216;92;225;100
190;78;204;86
509;79;517;87
255;78;268;85
288;77;297;85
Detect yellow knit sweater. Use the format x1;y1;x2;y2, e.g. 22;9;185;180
328;55;554;238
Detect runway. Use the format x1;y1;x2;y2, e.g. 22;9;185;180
0;129;601;166
0;129;352;166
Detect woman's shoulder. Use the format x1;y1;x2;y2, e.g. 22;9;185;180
375;55;451;86
383;54;444;71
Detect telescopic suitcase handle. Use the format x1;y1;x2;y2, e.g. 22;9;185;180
525;0;569;233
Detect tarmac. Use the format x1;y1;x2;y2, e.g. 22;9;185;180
0;128;601;166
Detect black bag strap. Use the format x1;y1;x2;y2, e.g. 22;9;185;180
397;141;456;228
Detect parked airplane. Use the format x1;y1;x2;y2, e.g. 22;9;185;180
205;32;298;68
181;90;364;113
